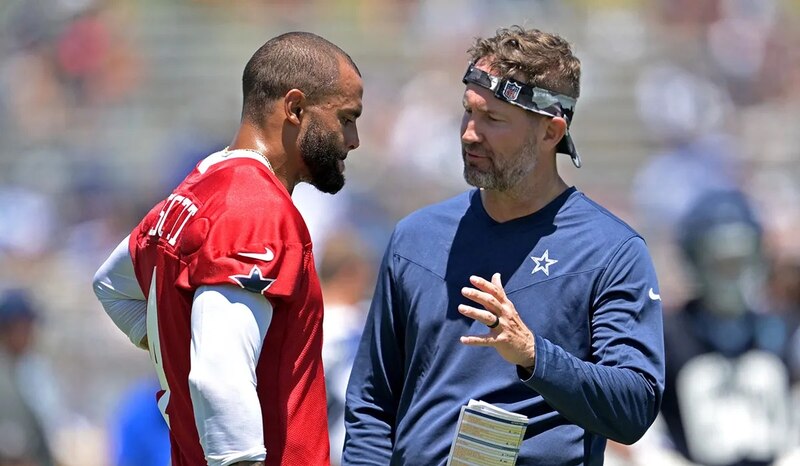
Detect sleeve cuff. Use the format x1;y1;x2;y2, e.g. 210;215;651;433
517;333;549;385
208;446;266;466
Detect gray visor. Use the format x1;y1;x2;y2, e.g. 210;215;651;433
462;62;581;168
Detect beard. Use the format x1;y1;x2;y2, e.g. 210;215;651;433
300;119;347;194
462;135;538;192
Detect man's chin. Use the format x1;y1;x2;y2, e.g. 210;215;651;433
463;167;493;189
316;184;344;195
309;174;345;194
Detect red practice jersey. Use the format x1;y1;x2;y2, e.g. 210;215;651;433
129;150;330;466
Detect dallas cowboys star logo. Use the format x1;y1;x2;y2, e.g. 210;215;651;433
229;265;276;294
531;249;558;276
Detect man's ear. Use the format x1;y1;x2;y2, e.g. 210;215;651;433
284;89;306;125
542;116;567;150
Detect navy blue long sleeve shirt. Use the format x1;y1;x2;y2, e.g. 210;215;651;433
343;188;665;465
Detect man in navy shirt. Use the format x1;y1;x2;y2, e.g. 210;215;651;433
343;26;665;465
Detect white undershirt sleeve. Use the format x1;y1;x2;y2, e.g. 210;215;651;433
92;236;148;348
189;285;273;466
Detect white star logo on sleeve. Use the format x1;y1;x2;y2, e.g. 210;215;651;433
531;249;558;276
229;265;276;294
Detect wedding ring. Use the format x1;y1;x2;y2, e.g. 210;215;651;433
487;314;500;329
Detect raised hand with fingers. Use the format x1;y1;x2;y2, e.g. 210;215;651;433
458;272;536;371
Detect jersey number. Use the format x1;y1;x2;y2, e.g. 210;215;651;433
147;267;172;427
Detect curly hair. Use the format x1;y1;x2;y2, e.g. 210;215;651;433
468;26;580;99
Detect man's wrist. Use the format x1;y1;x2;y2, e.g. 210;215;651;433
519;336;536;377
520;361;535;377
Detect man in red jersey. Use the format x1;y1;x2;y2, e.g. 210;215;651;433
92;31;362;466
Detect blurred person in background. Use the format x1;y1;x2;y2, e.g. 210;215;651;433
631;63;741;241
344;26;664;465
774;259;800;380
108;378;170;466
318;229;375;466
92;31;362;466
660;189;796;466
0;289;57;466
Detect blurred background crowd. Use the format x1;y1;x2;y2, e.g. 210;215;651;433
0;0;799;465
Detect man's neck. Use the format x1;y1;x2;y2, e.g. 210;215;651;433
229;122;297;194
480;173;569;223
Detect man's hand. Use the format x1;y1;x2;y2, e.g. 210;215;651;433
458;273;536;369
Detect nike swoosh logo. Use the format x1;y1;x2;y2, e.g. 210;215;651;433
648;288;661;301
237;248;275;262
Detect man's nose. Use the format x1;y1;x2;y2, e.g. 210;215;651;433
347;127;360;151
461;118;482;144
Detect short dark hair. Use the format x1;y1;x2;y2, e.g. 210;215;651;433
468;26;580;98
241;31;360;124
